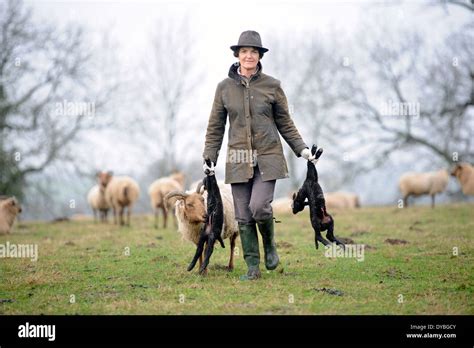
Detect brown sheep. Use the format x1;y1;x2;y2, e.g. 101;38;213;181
166;181;239;272
451;163;474;195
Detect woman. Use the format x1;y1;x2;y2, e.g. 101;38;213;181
203;30;317;280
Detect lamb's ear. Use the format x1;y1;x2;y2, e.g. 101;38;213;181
292;192;297;200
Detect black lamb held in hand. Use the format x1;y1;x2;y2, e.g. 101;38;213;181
187;159;225;275
292;145;345;250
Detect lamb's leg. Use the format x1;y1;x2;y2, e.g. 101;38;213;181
200;236;216;274
187;226;207;272
314;223;331;249
326;221;345;250
228;234;237;271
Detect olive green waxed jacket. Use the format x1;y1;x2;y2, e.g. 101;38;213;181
203;62;308;184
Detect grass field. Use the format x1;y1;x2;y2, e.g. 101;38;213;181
0;203;473;315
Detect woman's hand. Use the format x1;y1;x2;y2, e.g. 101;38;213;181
203;160;216;176
300;148;319;164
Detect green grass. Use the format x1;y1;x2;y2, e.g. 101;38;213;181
0;203;473;315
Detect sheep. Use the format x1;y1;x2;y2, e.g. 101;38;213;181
0;197;22;234
166;179;239;273
399;169;449;208
104;176;140;226
87;185;110;223
271;196;294;215
148;174;185;229
170;171;186;189
325;192;361;210
291;145;345;250
451;163;474;195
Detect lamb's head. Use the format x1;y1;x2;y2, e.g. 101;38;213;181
1;197;22;215
291;191;306;214
166;190;206;224
96;171;113;191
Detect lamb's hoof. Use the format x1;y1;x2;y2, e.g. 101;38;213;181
199;268;208;276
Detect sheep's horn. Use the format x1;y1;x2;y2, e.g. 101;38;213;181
165;191;188;201
196;180;205;194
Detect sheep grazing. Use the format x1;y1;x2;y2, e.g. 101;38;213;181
292;145;345;250
148;175;184;229
187;161;226;274
451;163;474;195
104;176;140;226
325;192;361;210
87;184;110;223
166;178;238;274
0;197;22;234
399;169;449;208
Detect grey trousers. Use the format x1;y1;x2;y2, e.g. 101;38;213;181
231;164;276;224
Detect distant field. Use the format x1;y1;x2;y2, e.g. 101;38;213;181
0;204;473;314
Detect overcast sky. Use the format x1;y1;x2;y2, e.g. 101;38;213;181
20;0;471;213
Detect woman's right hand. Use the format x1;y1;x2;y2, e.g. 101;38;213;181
203;160;215;175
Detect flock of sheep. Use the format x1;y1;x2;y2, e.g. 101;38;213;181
0;163;472;238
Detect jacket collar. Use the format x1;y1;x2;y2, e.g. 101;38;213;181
228;61;262;83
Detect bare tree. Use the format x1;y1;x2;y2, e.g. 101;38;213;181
340;20;474;172
136;17;201;175
266;31;357;190
0;0;118;199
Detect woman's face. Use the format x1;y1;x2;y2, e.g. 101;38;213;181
238;47;260;71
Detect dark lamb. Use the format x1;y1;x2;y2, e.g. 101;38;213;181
292;145;345;250
187;159;225;274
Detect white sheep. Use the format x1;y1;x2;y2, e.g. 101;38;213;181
451;163;474;195
105;176;140;225
87;185;110;222
399;169;449;208
148;176;183;229
271;196;293;215
0;197;22;234
166;180;239;271
325;192;361;209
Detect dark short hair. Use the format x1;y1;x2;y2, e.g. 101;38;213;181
233;47;265;59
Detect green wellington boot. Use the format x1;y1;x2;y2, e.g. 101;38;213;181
257;217;280;270
238;222;261;280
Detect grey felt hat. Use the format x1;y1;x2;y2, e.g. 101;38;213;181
230;30;269;53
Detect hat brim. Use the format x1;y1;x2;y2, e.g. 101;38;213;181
230;45;269;53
